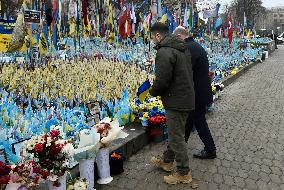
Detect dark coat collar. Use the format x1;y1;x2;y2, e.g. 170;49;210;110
185;37;195;43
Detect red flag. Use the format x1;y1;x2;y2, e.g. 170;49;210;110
52;0;57;27
127;6;132;37
228;15;233;44
82;0;88;27
119;7;128;38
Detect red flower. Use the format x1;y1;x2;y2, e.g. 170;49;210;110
33;167;41;174
40;170;50;179
53;181;61;187
50;144;63;155
0;162;11;177
29;160;36;166
0;175;10;184
33;176;41;184
0;168;10;177
34;143;44;152
12;164;24;173
44;134;50;142
50;130;60;137
0;161;5;167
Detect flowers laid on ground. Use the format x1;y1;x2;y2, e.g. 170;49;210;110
93;118;127;147
67;178;90;190
148;115;166;126
130;97;165;127
110;152;123;160
198;37;263;82
23;129;75;187
0;160;42;189
8;162;42;188
73;128;100;161
109;151;125;175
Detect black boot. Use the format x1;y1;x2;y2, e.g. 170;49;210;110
193;150;216;159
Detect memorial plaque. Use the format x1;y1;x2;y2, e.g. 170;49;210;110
24;10;41;23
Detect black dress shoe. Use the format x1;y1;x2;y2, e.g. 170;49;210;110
193;150;216;159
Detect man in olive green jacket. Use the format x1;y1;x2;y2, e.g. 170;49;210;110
149;22;195;185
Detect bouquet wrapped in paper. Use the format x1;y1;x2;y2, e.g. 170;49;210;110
93;118;128;147
73;128;100;161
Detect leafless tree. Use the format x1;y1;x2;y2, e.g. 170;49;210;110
223;0;266;26
0;0;23;19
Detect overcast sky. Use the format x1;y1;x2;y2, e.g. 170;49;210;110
220;0;284;8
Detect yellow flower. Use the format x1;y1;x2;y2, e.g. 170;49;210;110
143;112;149;118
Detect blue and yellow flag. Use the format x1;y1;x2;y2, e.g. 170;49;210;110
39;32;48;55
137;79;151;102
160;7;168;24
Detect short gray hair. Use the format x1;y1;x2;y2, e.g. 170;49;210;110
173;26;189;36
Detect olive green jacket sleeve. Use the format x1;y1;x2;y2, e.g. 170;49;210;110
150;47;175;97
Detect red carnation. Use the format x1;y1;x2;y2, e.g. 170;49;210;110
29;160;36;166
0;161;5;167
0;175;10;184
33;167;41;174
50;130;60;137
50;144;63;155
40;159;52;168
40;170;50;179
34;143;44;152
33;176;41;184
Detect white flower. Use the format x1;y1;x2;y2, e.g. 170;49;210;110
55;139;66;145
47;174;58;182
62;160;70;168
27;144;34;151
51;125;65;138
46;137;52;144
73;180;89;190
62;143;75;157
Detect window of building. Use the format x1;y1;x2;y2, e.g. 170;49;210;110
280;14;284;17
274;14;278;17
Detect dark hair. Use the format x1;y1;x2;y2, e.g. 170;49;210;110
150;22;169;35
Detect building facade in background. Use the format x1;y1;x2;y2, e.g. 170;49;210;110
256;6;284;34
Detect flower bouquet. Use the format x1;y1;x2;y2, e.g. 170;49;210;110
73;128;100;161
73;128;100;190
67;178;90;190
109;151;125;175
131;97;165;127
5;162;42;190
147;114;167;143
93;118;126;147
23;129;75;189
92;118;128;185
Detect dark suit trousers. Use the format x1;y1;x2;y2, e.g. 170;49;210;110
185;105;216;153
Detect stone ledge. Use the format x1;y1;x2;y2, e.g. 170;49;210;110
221;60;261;87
